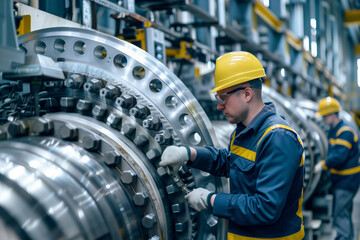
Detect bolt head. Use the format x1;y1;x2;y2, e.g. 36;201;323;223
121;170;137;184
33;118;53;135
8;121;29;137
146;148;161;161
81;135;100;151
104;151;121;165
76;99;92;112
92;105;107;118
133;192;148;206
141;213;156;229
60;97;75;108
107;113;122;128
59;124;78;140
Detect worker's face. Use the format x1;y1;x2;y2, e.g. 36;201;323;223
323;114;334;126
216;85;250;124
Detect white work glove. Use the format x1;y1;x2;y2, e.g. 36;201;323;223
314;161;324;173
159;145;190;173
185;188;214;212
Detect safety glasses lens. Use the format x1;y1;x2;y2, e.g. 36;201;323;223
215;95;225;105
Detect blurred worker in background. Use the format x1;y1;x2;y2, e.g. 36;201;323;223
160;51;305;239
314;97;360;240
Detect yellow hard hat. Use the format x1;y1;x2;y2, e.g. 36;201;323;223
209;51;266;94
316;97;342;117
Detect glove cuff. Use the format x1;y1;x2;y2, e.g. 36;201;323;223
207;192;216;208
184;145;191;160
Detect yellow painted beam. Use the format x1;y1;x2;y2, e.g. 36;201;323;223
117;29;146;51
355;44;360;55
344;9;360;26
285;30;302;51
253;0;284;33
17;15;31;36
166;41;193;60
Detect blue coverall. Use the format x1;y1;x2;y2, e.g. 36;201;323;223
190;103;305;239
321;120;360;240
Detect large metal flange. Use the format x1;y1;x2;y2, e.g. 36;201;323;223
1;27;230;239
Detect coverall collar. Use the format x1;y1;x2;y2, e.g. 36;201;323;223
236;102;276;135
329;119;344;133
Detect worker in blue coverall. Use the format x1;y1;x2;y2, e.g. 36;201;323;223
160;51;305;239
314;97;360;240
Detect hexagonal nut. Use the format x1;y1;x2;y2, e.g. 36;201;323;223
100;85;121;99
103;151;122;165
141;213;157;229
60;97;75;108
133;192;149;206
166;184;179;195
81;135;101;151
115;94;136;109
146;148;161;161
142;116;161;130
172;203;185;214
33;118;54;135
8;121;29;137
130;105;150;119
156;167;167;178
76;99;92;112
92;105;107;118
106;113;122;129
154;134;163;144
59;124;78;140
175;221;188;232
43;98;59;110
65;74;84;89
120;170;137;184
122;123;135;138
83;78;103;93
133;135;149;147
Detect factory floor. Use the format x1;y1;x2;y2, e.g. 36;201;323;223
317;189;360;240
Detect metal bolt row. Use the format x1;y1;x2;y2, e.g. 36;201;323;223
37;72;198;236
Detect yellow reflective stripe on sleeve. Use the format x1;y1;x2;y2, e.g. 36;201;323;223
330;165;360;175
256;124;304;166
336;126;358;142
231;145;257;162
227;227;305;240
329;138;352;149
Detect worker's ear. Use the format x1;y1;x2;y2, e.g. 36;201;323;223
243;87;253;102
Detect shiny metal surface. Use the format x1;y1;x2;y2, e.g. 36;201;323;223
0;27;229;240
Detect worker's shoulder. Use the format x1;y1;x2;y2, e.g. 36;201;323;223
336;123;357;137
257;115;300;146
261;113;296;134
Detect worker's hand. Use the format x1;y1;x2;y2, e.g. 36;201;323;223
185;188;213;212
314;161;323;173
159;145;190;173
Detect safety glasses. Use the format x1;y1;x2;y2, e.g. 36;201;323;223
215;87;247;105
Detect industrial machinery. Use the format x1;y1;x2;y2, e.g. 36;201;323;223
1;2;359;239
0;27;228;240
